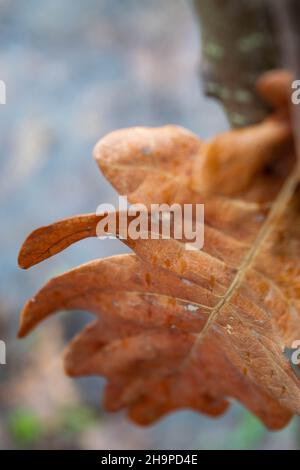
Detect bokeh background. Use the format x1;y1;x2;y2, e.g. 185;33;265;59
0;0;299;449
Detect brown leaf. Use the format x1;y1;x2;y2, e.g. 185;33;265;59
18;213;100;269
18;71;300;429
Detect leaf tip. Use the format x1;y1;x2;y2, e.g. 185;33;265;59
17;248;31;270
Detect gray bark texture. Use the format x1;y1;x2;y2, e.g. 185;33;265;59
193;0;300;128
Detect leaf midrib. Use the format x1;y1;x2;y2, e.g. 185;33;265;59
186;168;300;360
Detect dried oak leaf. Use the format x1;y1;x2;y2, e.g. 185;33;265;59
18;72;300;429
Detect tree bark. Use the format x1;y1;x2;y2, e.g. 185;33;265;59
193;0;281;127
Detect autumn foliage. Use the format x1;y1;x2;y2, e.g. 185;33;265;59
18;71;300;429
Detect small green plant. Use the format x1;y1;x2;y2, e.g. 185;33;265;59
60;405;97;437
9;409;42;446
